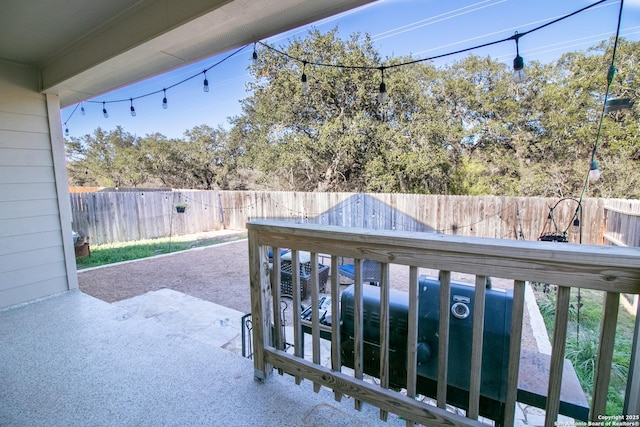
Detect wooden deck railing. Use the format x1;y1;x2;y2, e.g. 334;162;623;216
247;220;640;427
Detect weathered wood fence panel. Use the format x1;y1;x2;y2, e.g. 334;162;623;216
217;191;607;244
603;199;640;247
70;190;225;245
71;190;636;246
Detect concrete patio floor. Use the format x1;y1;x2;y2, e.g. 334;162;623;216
0;289;406;427
1;233;586;427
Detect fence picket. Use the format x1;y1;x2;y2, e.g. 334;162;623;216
70;191;637;246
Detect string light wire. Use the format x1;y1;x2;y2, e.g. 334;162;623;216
257;0;610;73
64;44;249;127
578;0;625;201
64;1;614;131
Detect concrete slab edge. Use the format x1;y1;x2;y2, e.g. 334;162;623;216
525;282;552;355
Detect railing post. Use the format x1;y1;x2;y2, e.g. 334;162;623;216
591;291;620;418
248;229;273;382
545;285;571;427
624;300;640;414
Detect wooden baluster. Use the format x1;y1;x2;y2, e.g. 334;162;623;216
271;247;283;375
311;252;321;392
379;262;390;421
591;291;620;419
504;280;526;427
330;255;343;402
292;250;302;385
545;285;570;427
468;275;487;419
405;266;419;427
354;258;364;410
437;270;452;409
624;300;640;414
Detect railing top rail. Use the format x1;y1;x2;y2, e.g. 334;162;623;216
248;220;640;294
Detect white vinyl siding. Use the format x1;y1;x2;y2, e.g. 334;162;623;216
0;60;70;308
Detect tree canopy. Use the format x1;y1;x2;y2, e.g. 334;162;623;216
66;30;640;198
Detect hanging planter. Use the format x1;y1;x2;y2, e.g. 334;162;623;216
175;203;189;213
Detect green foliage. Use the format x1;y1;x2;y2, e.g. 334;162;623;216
533;286;635;416
67;125;247;190
66;127;150;188
66;32;640;197
75;233;245;269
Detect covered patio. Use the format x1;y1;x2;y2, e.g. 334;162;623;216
0;287;402;426
2;1;640;425
0;236;608;426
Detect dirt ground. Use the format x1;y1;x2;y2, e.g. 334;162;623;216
78;231;254;313
78;229;539;349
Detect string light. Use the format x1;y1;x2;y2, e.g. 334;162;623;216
61;2;611;131
301;61;309;95
203;71;209;92
162;89;168;109
589;160;601;181
65;126;69;136
130;99;136;117
512;32;526;83
378;67;388;104
582;0;624;192
80;103;85;116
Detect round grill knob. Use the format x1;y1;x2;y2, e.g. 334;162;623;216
451;302;470;319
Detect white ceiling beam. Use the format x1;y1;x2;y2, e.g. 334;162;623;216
42;0;376;108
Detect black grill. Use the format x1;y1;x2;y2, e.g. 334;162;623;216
340;275;513;421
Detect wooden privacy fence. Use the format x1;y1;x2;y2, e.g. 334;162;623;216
70;190;225;245
71;190;634;246
602;199;640;247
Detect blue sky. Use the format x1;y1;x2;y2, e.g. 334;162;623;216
62;0;640;140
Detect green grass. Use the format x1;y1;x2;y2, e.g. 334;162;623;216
75;232;246;269
532;284;636;415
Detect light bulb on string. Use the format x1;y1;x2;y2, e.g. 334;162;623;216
378;68;388;104
301;61;309;95
80;103;86;116
512;32;526;83
589;160;601;181
130;99;136;117
102;102;109;118
252;43;258;64
64;126;69;137
162;89;168;109
203;71;209;92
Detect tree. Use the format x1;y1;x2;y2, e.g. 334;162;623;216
66;127;149;188
67;33;640;199
142;125;242;190
233;28;392;192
